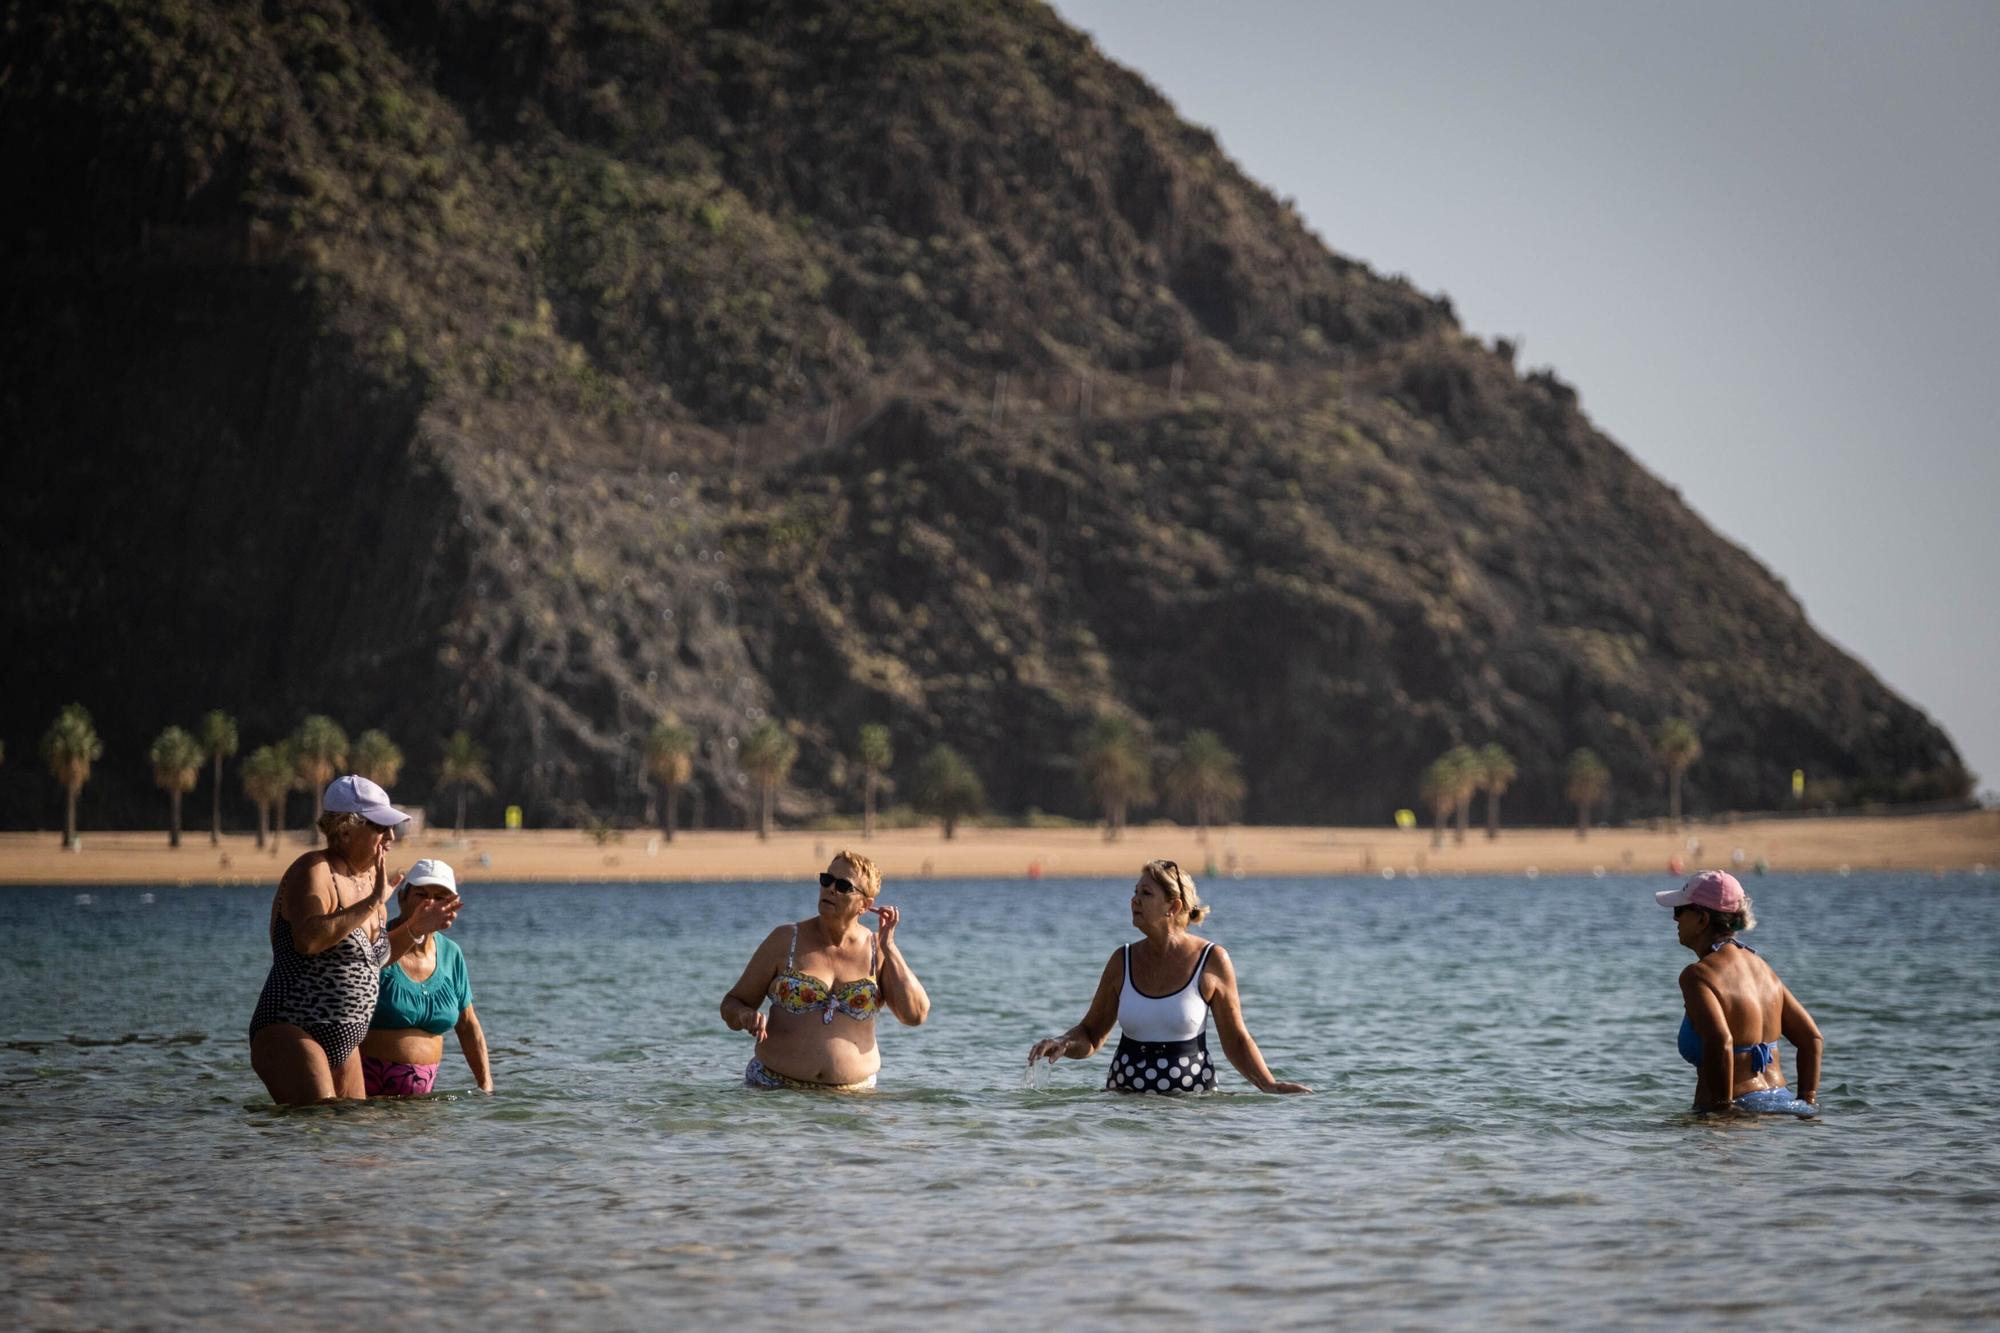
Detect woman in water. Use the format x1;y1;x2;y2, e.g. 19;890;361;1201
1027;860;1309;1094
1658;869;1822;1115
361;858;491;1097
249;775;460;1105
720;850;929;1090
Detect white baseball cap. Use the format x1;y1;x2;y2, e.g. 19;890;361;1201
322;774;410;827
402;858;458;893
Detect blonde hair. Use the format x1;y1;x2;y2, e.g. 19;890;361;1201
316;810;370;844
1142;859;1208;925
828;848;882;900
1714;894;1757;936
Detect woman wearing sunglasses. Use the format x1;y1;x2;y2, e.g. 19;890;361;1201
1027;859;1309;1095
1658;870;1823;1115
720;849;929;1090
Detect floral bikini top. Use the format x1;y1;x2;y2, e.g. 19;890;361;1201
767;923;883;1024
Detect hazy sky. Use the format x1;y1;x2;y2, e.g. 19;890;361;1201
1051;0;1999;797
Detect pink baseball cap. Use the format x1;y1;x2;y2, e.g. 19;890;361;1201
1655;869;1745;911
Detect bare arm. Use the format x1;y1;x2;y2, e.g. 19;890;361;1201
1780;985;1823;1104
872;906;929;1026
279;856;389;956
454;1005;493;1093
1204;946;1311;1094
720;927;787;1041
1681;969;1734;1110
1028;949;1125;1064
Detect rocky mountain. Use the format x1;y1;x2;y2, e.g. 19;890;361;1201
0;0;1967;830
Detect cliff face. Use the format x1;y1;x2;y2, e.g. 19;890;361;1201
0;0;1964;829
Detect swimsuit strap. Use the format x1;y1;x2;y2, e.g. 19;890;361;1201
787;923;799;969
1189;942;1215;994
1707;936;1757;955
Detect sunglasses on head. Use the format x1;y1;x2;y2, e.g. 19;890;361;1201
819;872;860;895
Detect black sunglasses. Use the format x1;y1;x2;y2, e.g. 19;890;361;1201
1673;905;1699;920
819;872;860;895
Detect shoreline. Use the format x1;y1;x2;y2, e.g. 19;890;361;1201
1;810;1994;886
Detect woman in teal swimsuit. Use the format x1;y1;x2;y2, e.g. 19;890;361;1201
720;850;930;1089
361;858;491;1097
1659;870;1823;1116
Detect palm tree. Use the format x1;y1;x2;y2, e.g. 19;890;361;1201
291;715;348;818
199;710;239;846
855;724;893;839
351;729;405;788
438;730;494;837
739;719;798;840
1566;748;1611;839
1418;754;1462;850
645;720;696;840
1443;744;1481;844
242;744;292;852
42;704;103;850
1652;718;1703;826
1163;730;1245;840
912;745;985;839
1476;743;1518;841
148;726;204;848
1078;715;1153;841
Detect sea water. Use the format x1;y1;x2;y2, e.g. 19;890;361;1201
2;873;1996;1327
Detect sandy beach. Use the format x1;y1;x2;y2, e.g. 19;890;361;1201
2;810;1994;886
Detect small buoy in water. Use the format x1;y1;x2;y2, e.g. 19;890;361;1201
1974;863;1989;876
1731;847;1746;865
139;892;155;904
1380;867;1396;880
1837;864;1852;877
1668;854;1685;875
1524;866;1540;880
1027;861;1042;879
1591;865;1606;878
74;893;93;905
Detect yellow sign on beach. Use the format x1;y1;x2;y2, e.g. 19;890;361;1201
505;805;523;830
1791;770;1805;798
1394;808;1417;830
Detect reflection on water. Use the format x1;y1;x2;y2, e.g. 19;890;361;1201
3;874;1998;1326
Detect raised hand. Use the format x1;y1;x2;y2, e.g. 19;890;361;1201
409;892;461;934
370;847;406;904
869;903;901;951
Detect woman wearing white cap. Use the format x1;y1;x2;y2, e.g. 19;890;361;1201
1658;869;1823;1116
248;775;461;1105
362;858;490;1096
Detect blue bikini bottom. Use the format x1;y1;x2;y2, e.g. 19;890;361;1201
1734;1087;1818;1117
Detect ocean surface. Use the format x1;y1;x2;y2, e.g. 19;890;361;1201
2;870;1996;1328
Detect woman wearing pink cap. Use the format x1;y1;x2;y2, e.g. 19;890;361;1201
1658;869;1823;1116
248;775;461;1105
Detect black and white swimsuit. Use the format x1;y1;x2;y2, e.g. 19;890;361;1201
1106;942;1217;1095
248;909;390;1068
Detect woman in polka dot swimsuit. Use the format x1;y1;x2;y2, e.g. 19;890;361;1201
1028;860;1310;1095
